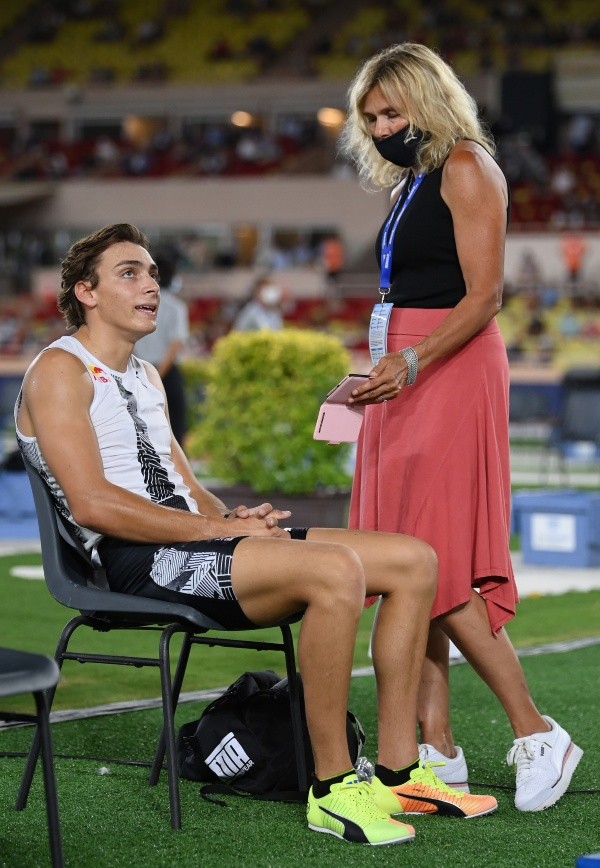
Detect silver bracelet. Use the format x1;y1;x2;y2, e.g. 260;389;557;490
400;347;419;385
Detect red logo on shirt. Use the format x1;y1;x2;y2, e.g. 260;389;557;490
88;364;110;383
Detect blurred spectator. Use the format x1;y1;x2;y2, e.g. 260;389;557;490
133;18;164;46
516;249;542;291
134;245;190;447
93;19;126;41
558;309;581;338
235;130;281;165
246;33;276;67
566;114;596;155
208;37;234;60
550;162;576;197
122;147;154;176
27;67;52;88
44;150;69;179
232;275;286;331
93;136;121;169
560;231;587;285
499;132;549;189
320;232;345;290
134;63;168;83
88;66;116;85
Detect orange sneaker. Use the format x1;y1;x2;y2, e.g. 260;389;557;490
370;762;498;818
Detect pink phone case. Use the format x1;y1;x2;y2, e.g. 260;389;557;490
326;374;369;404
313;375;367;444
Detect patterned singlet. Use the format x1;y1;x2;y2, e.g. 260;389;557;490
15;335;197;564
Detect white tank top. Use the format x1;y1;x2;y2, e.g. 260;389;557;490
15;335;198;562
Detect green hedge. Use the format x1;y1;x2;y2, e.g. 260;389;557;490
186;329;354;494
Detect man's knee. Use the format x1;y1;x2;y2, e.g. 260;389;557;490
309;545;366;613
420;538;438;580
401;537;438;598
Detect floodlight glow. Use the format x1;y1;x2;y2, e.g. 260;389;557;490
317;107;345;127
231;111;255;127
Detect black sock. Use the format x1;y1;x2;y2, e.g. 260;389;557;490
375;759;420;786
312;769;355;798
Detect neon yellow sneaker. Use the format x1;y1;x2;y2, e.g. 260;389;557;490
370;763;498;818
307;773;416;845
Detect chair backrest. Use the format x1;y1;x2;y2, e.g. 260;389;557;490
509;386;554;424
557;367;600;444
0;646;60;698
23;459;222;630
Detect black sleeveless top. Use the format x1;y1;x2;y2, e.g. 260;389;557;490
375;165;509;308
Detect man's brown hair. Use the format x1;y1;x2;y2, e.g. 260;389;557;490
58;223;150;329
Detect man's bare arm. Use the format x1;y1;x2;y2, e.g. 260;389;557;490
20;350;284;543
144;362;291;527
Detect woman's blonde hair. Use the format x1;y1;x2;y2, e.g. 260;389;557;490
340;43;495;189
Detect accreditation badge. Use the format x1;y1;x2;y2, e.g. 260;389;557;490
369;302;393;365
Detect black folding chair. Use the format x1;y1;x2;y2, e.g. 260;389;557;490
0;646;63;868
544;367;600;483
17;459;307;830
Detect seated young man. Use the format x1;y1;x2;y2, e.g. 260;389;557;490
15;224;497;846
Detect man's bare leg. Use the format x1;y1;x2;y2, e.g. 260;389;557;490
307;529;437;771
301;532;497;818
232;535;365;778
231;529;437;778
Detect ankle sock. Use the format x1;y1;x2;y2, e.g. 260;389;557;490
375;759;420;786
312;768;355;798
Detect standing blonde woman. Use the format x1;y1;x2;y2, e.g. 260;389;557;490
341;43;582;812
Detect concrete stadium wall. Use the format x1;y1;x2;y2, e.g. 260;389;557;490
3;176;390;262
4;177;600;289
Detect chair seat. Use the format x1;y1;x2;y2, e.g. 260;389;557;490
0;647;60;698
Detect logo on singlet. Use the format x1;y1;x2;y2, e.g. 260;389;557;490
88;364;110;383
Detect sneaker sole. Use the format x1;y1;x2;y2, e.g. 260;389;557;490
400;801;497;818
308;824;415;845
516;742;584;812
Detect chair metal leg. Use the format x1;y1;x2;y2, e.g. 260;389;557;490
34;690;64;868
16;615;86;811
149;630;193;787
158;623;184;829
540;446;552;485
280;625;309;793
14;613;304;835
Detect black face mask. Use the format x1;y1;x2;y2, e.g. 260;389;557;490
373;125;424;168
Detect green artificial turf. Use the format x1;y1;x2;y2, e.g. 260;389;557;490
1;551;599;866
1;552;599;712
0;645;598;868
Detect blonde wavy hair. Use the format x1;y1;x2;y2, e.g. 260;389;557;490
340;43;495;189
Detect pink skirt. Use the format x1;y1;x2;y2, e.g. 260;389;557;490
349;308;517;634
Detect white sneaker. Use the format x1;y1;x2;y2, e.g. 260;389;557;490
418;743;469;793
506;715;583;812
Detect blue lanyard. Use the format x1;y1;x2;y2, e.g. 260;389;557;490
379;172;425;300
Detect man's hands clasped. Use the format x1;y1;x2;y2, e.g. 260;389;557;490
225;502;292;537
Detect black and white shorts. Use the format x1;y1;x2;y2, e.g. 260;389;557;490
98;528;309;629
